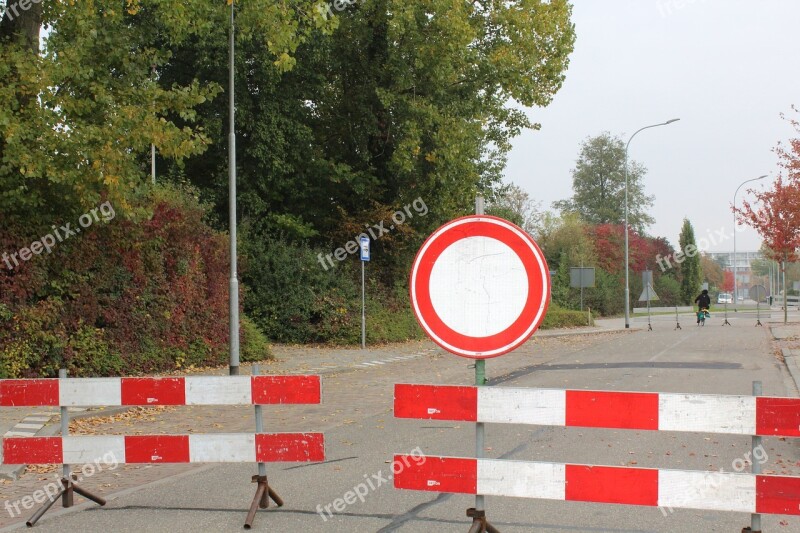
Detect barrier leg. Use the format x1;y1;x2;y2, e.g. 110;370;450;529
70;479;107;506
26;486;66;527
245;475;283;529
25;478;105;527
467;508;500;533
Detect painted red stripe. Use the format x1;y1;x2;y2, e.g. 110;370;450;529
394;384;478;421
125;435;190;463
0;379;59;407
2;437;62;464
121;377;186;406
756;475;800;516
566;390;658;430
393;455;477;494
565;464;658;506
251;376;320;405
255;433;324;462
756;397;800;437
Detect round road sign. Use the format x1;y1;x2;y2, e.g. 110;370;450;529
410;215;550;359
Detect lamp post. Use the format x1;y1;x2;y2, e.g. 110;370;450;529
228;1;240;375
624;119;680;329
733;174;768;305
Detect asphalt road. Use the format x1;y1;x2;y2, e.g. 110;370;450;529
3;322;800;532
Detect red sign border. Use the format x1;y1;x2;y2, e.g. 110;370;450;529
410;215;550;359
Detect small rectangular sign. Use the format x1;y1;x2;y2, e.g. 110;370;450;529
570;267;595;288
360;236;370;261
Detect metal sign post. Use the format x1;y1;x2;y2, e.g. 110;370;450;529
409;197;550;532
637;271;658;331
360;236;370;349
570;266;595;311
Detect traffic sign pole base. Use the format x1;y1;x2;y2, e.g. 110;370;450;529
244;474;283;529
722;318;732;326
466;508;500;533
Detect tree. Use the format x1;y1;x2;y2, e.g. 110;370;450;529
156;0;576;259
554;132;654;232
700;254;724;291
486;184;542;235
722;271;734;292
678;219;702;304
735;175;800;323
0;0;332;220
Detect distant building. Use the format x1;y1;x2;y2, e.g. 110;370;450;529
705;251;763;297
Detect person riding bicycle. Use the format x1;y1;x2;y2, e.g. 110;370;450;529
694;289;711;324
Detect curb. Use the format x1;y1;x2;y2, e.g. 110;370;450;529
782;348;800;395
0;405;132;481
534;326;637;339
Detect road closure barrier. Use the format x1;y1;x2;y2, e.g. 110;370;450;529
0;372;324;528
394;383;800;532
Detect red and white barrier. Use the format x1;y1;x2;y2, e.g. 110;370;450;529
394;384;800;437
0;375;320;407
393;455;800;516
2;433;324;464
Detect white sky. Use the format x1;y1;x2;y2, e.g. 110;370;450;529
505;0;800;253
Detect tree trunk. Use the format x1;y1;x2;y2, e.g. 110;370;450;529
0;0;42;51
783;256;788;325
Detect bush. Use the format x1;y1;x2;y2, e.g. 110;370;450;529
240;315;273;362
0;183;231;377
541;305;594;329
242;232;424;345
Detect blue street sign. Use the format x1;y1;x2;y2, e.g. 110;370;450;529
360;236;370;261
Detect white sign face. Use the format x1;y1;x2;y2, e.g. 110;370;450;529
410;216;550;359
429;236;528;337
360;236;370;261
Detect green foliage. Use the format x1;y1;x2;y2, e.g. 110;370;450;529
242;232;358;343
541;305;594;329
655;274;681;306
240;315;273;363
553;132;654;233
64;325;124;377
678;219;702;304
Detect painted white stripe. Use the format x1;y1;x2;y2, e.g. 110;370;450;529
361;363;377;366
658;469;755;512
478;459;565;500
62;436;125;464
25;417;51;423
60;378;121;406
15;423;43;430
184;376;252;405
478;388;566;426
371;361;386;365
189;434;255;462
4;431;36;437
659;394;756;434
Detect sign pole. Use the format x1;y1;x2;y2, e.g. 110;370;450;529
360;236;370;350
361;260;366;349
474;196;486;525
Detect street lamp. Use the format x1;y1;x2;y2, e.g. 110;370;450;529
228;1;240;375
624;118;680;329
733;174;768;305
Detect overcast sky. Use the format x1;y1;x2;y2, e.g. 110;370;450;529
505;0;800;253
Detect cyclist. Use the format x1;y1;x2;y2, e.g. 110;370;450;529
694;289;711;325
